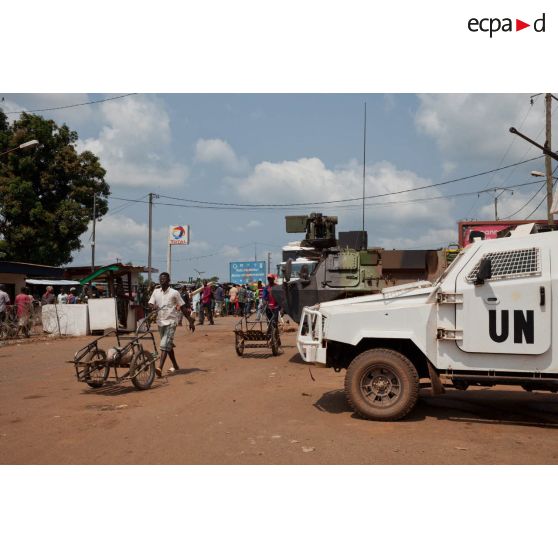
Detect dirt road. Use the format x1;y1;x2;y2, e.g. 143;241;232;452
1;316;558;464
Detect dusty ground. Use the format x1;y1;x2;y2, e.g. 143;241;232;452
1;316;558;464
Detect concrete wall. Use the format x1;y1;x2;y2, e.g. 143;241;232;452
88;298;118;331
42;304;90;336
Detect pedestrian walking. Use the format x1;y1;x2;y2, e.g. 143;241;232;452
229;284;238;315
198;279;214;325
148;272;194;377
237;284;247;316
15;287;33;337
255;280;265;321
192;289;201;321
262;274;280;332
244;285;254;317
0;283;10;323
214;284;224;316
177;286;196;331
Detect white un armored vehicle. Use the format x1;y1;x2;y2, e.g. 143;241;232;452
297;224;558;420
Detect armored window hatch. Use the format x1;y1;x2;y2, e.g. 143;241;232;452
466;247;540;283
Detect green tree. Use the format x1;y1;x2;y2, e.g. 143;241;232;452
0;110;109;265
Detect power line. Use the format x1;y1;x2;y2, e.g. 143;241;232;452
496;101;558;189
109;193;149;216
501;184;546;220
480;97;535;195
109;178;544;212
525;191;548;219
151;243;256;263
524;165;558;219
503;164;558;220
2;93;137;114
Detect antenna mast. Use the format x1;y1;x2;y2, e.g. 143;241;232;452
361;102;367;249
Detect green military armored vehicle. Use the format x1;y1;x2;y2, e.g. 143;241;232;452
276;213;448;323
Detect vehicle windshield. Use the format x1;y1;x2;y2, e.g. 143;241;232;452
278;261;317;279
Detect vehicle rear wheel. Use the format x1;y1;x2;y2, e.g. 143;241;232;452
84;349;109;388
344;348;419;421
235;333;245;356
130;348;155;390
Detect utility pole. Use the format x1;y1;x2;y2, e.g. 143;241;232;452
545;93;554;225
147;192;159;286
493;188;509;221
361;102;367;250
267;252;271;275
167;243;172;277
91;193;96;273
254;242;257;261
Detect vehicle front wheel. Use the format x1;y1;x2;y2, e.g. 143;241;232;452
344;348;419;421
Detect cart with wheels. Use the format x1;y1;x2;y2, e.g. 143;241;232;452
234;308;281;357
69;314;158;390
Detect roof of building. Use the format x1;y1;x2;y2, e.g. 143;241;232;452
0;261;65;278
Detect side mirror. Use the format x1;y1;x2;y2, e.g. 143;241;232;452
475;258;492;285
284;258;293;282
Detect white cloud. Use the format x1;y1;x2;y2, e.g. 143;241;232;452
415;94;554;167
233;157;455;227
195;138;248;173
222;245;241;258
77;95;189;188
234;219;262;232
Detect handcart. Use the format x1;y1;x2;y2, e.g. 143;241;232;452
69;312;158;390
234;307;281;357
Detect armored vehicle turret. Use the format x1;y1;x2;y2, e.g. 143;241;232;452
277;214;448;323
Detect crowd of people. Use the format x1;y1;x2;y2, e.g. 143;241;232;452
186;280;271;322
1;273;282;349
0;284;37;337
0;282;119;338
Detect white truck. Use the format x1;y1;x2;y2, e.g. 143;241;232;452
297;224;558;420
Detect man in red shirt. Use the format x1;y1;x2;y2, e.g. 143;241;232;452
262;274;280;331
198;280;214;325
15;287;33;337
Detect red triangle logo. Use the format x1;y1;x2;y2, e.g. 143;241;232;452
516;19;530;31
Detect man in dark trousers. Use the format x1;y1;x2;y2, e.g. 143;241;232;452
262;274;280;332
198;279;214;325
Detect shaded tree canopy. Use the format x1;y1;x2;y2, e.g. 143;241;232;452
0;110;109;266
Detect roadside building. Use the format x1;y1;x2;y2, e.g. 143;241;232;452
0;261;65;301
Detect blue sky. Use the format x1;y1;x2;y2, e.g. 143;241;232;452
2;93;555;281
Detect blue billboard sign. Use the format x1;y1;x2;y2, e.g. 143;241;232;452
229;261;267;284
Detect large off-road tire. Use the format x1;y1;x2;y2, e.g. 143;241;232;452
84;349;109;388
235;333;245;356
344;348;419;421
130;348;156;390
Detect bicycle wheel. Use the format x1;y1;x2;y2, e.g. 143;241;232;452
235;333;245;356
0;323;9;340
84;349;109;388
130;348;155;390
